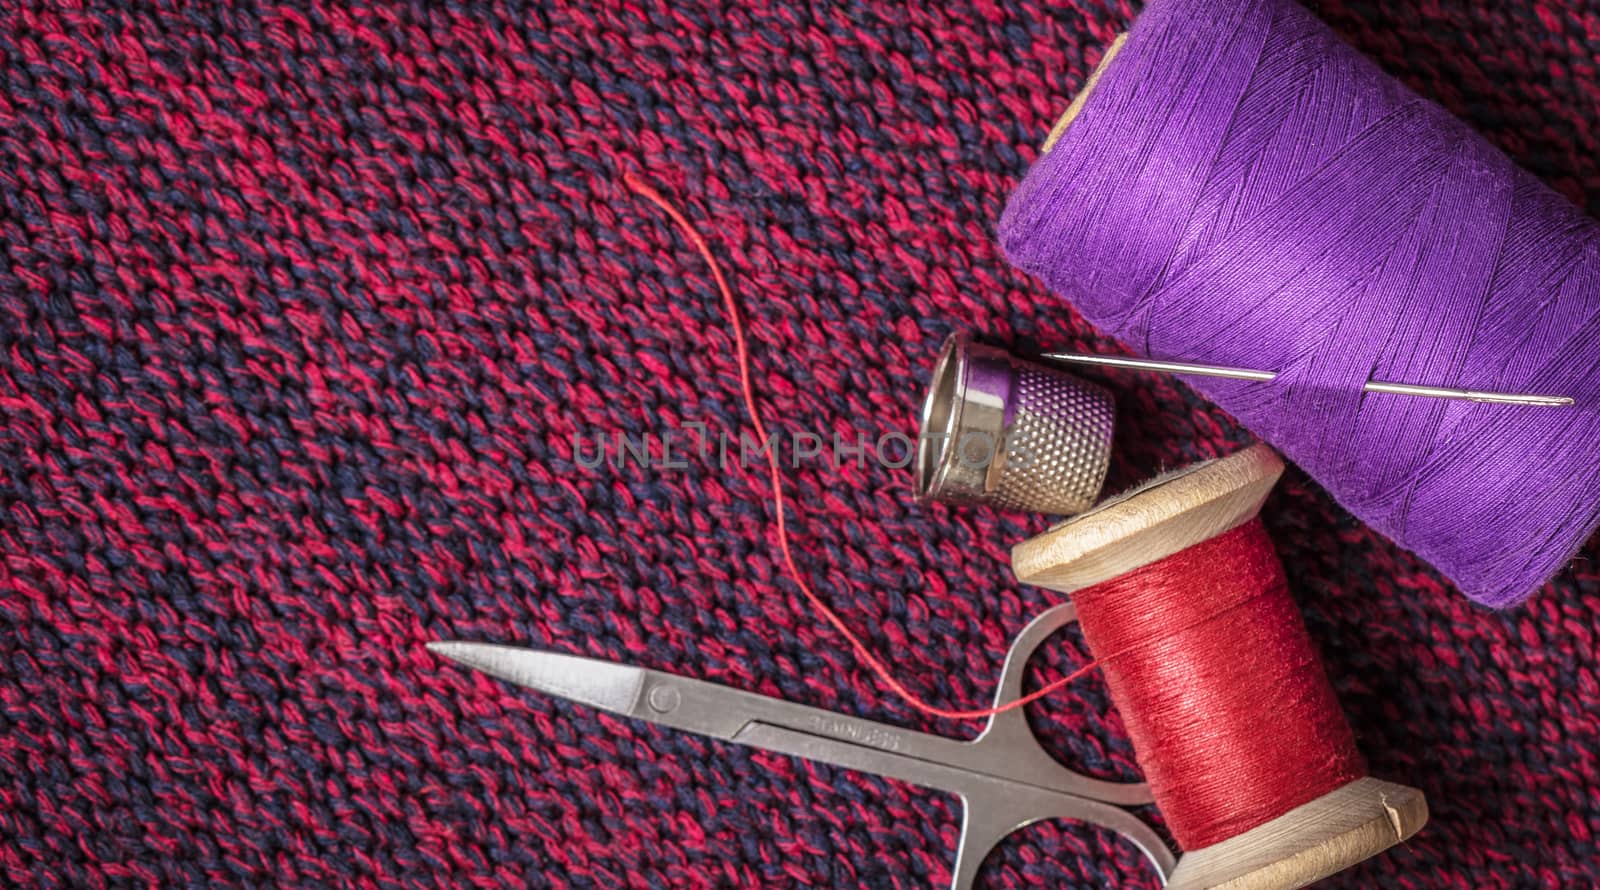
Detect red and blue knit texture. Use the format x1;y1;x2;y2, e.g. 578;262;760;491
2;2;1597;887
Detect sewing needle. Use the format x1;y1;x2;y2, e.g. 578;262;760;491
1041;353;1575;407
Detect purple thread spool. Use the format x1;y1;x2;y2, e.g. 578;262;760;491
1000;0;1600;607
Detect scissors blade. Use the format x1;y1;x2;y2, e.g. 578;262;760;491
428;642;650;716
430;641;787;740
432;640;1004;803
429;641;970;757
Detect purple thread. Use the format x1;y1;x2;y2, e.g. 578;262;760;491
1000;0;1600;607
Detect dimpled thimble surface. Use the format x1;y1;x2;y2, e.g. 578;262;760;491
915;334;1113;516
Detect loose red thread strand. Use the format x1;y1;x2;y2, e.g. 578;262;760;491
623;173;1096;720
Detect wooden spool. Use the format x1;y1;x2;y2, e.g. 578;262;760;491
1011;445;1427;889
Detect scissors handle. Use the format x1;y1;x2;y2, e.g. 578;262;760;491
969;602;1154;807
941;600;1175;888
955;787;1175;890
730;720;1176;888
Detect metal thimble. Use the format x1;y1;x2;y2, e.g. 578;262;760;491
914;334;1114;516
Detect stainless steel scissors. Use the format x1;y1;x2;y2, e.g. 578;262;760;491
429;602;1176;888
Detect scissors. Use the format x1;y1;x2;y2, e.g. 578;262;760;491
429;602;1176;888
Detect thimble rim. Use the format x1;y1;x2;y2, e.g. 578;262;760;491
914;333;964;503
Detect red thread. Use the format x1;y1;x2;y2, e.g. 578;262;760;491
1072;519;1367;849
623;173;1097;720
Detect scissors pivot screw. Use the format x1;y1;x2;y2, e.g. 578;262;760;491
647;685;681;714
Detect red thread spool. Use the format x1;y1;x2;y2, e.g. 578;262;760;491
1013;445;1426;889
1074;518;1363;848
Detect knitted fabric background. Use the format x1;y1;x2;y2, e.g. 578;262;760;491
2;1;1597;887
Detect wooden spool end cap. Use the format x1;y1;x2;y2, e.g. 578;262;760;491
1011;444;1284;592
1167;777;1429;890
1042;32;1129;153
